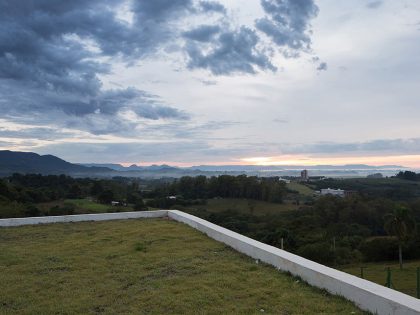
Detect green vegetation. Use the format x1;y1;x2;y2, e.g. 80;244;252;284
286;182;314;196
0;174;146;218
310;176;420;200
341;259;420;297
64;198;113;212
148;175;288;205
181;198;298;216
37;199;111;214
384;206;417;269
0;219;367;314
2;173;420;272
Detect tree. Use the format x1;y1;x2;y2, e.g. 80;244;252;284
90;181;103;196
396;171;419;181
67;184;82;199
24;204;41;217
384;206;416;269
134;199;147;211
98;189;114;204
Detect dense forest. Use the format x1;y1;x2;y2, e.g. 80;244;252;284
1;173;420;267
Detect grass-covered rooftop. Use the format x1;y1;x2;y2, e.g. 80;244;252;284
0;219;367;314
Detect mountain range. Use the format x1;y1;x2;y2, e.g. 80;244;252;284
0;150;408;178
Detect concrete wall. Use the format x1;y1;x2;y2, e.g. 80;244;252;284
168;210;420;315
0;210;167;227
1;210;420;315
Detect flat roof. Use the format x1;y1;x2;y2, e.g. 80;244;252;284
0;218;367;314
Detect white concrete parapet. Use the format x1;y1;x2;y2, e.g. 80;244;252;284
167;210;420;315
0;210;167;227
1;209;420;315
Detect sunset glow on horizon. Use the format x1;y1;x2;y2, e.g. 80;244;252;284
119;154;420;169
239;155;420;168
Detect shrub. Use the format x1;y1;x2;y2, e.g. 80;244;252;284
297;242;335;265
24;204;41;217
359;237;399;262
48;204;75;216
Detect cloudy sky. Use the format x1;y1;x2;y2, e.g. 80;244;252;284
1;0;420;167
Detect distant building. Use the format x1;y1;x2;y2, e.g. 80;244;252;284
300;169;309;181
279;177;291;184
111;201;120;206
167;196;177;200
320;188;345;197
344;190;357;197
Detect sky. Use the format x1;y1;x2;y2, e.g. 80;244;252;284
1;0;420;167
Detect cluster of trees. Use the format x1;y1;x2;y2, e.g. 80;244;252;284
148;175;287;203
312;176;420;200
186;194;419;266
395;171;420;181
0;174;151;218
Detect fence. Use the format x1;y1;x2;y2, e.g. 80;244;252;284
355;265;420;298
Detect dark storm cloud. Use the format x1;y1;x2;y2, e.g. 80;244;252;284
183;25;221;42
255;0;319;54
198;1;227;14
0;0;321;138
0;0;193;135
183;0;319;75
185;27;276;75
0;79;187;135
366;1;383;9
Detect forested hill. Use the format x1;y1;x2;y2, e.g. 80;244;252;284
0;151;112;176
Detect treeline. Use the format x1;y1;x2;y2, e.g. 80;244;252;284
311;176;420;200
188;195;420;266
0;173;137;203
147;175;287;202
0;174;288;218
0;174;153;218
396;171;420;181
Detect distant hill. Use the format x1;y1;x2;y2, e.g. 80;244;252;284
79;163;128;171
0;150;408;178
0;151;184;178
0;151;112;176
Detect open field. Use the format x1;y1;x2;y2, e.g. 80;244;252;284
0;218;367;314
64;198;111;212
341;260;420;297
286;182;315;196
38;198;132;214
181;198;299;216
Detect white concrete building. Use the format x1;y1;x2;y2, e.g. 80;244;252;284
320;188;345;197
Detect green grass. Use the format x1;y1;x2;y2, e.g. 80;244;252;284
0;219;367;314
65;198;111;211
286;182;314;196
181;198;298;216
341;260;420;297
38;198;132;214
